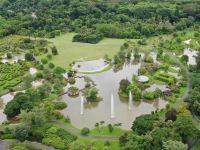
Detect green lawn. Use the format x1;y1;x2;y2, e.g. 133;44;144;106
90;126;127;137
45;33;125;69
58;120;127;137
74;137;120;150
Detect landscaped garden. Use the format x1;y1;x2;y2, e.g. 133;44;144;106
0;0;200;149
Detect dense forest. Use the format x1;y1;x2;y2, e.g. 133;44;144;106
0;0;200;43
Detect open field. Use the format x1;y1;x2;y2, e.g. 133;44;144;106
46;33;126;69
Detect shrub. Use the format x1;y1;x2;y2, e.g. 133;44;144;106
36;72;43;78
42;126;77;149
37;64;44;70
15;125;31;141
144;55;154;63
81;127;90;135
155;72;176;85
68;86;79;96
53;67;65;75
47;54;52;59
41;58;48;64
104;141;110;147
6;53;12;59
68;77;76;85
25;53;35;61
48;62;55;69
54;102;67;110
51;46;58;55
42;135;66;150
83;87;99;101
119;79;131;93
143;91;156;100
108;124;114;133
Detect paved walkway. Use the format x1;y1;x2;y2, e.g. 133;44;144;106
175;71;191;108
51;121;119;141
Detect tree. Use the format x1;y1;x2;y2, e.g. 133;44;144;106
41;58;48;64
163;140;187;150
53;67;65;75
95;122;99;132
83;87;99;101
119;79;130;93
48;62;55;68
100;121;105;126
121;133;152;150
174;113;198;142
6;53;12;59
51;46;58;55
25;53;35;61
81;127;90;135
108;124;114;133
4;93;33;118
165;108;177;121
119;133;129;147
131;114;159;135
149;125;181;149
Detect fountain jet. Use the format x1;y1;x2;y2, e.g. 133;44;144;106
131;52;134;61
80;96;84;115
111;94;115;118
128;91;133;110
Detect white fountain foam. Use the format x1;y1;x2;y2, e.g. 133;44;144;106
80;96;84;115
128;91;133;110
111;94;115;118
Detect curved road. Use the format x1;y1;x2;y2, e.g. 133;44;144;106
51;121;119;141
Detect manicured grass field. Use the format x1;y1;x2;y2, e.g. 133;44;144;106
46;33;125;69
90;126;127;137
74;137;121;150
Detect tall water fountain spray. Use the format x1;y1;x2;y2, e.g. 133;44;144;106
80;96;84;115
128;91;133;110
111;94;115;118
131;52;134;61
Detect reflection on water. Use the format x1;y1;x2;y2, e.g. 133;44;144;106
61;60;167;129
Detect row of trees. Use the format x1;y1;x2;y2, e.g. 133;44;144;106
0;0;199;42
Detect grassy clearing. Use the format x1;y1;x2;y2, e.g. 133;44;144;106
45;33;125;69
42;29;194;69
